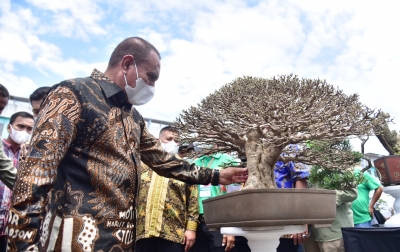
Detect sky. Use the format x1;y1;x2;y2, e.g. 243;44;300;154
1;0;399;155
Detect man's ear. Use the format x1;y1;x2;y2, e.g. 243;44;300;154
120;55;134;74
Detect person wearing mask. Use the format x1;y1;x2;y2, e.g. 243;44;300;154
0;84;16;189
136;126;198;252
6;37;248;252
0;112;34;251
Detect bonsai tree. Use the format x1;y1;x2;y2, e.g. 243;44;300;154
175;75;388;189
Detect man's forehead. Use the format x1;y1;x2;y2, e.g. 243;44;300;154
145;51;160;71
31;99;43;108
161;130;180;140
163;131;178;137
13;116;34;125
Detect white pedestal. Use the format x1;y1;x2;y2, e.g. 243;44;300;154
383;185;400;227
221;225;306;252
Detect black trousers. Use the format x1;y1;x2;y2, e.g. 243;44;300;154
189;220;251;252
135;237;184;252
0;236;6;252
276;238;298;252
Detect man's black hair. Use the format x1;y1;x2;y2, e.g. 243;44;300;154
10;111;34;125
108;37;161;67
159;126;178;137
29;86;51;103
0;84;9;98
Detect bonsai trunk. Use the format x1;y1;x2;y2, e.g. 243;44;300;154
243;129;283;189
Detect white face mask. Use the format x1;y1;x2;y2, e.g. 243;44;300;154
124;61;155;105
9;125;31;144
161;141;179;155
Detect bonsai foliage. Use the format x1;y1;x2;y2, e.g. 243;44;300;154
309;167;364;190
175;75;387;189
308;139;364;190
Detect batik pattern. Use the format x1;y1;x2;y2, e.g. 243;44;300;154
274;161;309;188
136;163;199;244
7;69;212;252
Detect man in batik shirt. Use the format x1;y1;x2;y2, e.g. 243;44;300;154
6;37;247;252
136;126;198;252
0;112;34;252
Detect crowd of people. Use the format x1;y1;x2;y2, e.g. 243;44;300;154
0;37;388;252
0;37;248;252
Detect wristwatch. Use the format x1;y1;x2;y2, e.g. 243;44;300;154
211;169;220;186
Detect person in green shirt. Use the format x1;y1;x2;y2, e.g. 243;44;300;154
189;151;246;252
351;168;383;227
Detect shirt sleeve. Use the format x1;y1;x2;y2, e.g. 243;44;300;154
0;143;16;189
7;84;82;251
186;185;199;231
336;188;358;206
139;126;212;185
363;171;382;191
289;162;309;183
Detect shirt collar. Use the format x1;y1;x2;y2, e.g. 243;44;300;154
90;69;121;98
2;139;20;153
90;68;132;108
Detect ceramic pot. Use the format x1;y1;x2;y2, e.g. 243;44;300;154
203;188;336;228
374;155;400;186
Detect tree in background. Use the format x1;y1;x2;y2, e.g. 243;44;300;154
308;139;363;190
374;112;400;155
175;75;388;189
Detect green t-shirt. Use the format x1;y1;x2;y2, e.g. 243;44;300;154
351;170;381;224
194;153;239;214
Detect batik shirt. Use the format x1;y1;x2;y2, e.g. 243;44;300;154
136;163;199;244
6;69;212;252
274;161;309;238
0;140;20;236
274;161;309;188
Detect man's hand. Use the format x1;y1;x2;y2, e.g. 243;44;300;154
293;225;308;245
369;205;374;218
219;168;248;185
183;230;196;251
222;235;235;252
